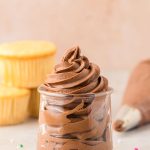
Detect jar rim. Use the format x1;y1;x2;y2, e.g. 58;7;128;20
38;85;113;97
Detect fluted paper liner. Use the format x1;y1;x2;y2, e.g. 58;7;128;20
0;56;55;88
0;87;30;125
29;88;40;118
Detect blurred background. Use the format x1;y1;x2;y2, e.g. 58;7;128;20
1;1;150;149
1;0;150;70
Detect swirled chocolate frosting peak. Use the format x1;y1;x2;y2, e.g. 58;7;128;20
44;46;108;94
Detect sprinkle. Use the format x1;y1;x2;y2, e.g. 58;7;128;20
20;144;23;148
16;144;24;149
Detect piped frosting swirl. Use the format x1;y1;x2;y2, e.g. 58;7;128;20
44;46;108;94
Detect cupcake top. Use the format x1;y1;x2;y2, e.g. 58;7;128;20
44;46;108;94
0;41;56;59
0;86;30;98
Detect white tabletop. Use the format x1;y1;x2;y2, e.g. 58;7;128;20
0;71;150;150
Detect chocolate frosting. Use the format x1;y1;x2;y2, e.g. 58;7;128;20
44;46;108;94
38;95;112;150
38;47;112;150
123;60;150;124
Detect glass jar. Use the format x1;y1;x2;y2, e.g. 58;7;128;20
37;86;113;150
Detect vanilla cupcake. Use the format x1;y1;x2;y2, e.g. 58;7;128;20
0;41;56;88
0;86;30;125
29;88;40;118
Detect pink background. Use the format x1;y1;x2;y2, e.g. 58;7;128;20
0;0;150;70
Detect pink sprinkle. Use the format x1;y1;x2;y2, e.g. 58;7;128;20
134;148;139;150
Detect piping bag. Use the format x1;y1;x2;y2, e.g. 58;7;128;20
113;60;150;132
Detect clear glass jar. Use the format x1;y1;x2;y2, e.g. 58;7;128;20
37;86;113;150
